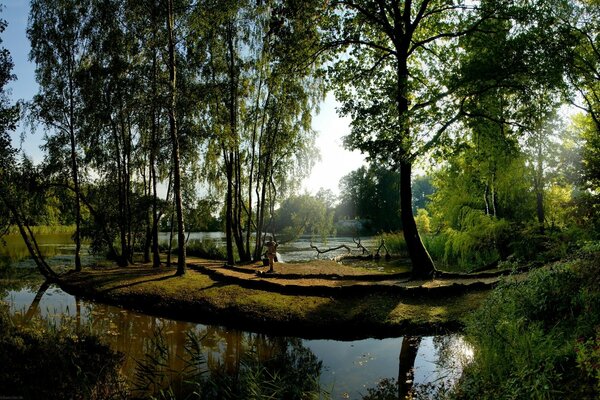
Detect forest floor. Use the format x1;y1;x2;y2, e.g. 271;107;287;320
55;257;505;339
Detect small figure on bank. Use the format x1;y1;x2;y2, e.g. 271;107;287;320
265;237;278;273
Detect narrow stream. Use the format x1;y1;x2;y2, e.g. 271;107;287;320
3;283;472;399
1;233;472;398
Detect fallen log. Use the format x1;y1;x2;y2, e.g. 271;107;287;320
310;242;352;256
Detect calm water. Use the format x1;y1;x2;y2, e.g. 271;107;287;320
3;283;472;399
1;232;471;398
0;232;99;268
159;232;409;272
158;232;380;262
2;231;399;269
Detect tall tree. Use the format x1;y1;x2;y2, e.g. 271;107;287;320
0;13;58;279
193;0;325;264
167;0;186;275
325;0;490;277
28;0;91;271
567;0;600;133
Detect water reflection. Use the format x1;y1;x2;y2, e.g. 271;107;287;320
0;233;98;267
4;282;472;399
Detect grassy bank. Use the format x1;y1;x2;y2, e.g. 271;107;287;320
438;248;600;400
58;259;489;339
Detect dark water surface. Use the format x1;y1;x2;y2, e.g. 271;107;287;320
3;283;472;399
1;232;471;398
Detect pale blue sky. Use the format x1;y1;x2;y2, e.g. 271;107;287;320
1;1;364;197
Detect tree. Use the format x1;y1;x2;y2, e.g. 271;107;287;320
272;194;335;243
325;0;491;277
28;0;92;271
166;0;186;275
567;0;600;135
192;0;326;264
0;13;57;280
337;165;402;232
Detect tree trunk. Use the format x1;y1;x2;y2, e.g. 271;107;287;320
400;161;435;278
112;118;128;268
167;0;186;276
151;36;161;268
395;49;435;278
68;71;82;272
536;142;545;233
225;151;235;265
0;194;58;280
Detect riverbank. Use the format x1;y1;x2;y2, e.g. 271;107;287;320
57;258;492;339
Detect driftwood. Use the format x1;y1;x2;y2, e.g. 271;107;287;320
311;237;392;262
310;242;352;256
374;239;391;260
352;237;370;255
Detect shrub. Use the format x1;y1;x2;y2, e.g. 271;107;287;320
185;239;227;260
424;213;513;272
453;255;600;399
0;305;128;399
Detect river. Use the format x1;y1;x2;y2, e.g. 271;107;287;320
1;232;472;399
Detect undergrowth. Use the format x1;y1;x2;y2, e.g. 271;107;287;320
449;250;600;399
173;238;227;260
0;304;128;399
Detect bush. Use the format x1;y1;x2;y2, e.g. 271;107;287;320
424;213;513;272
453;255;600;399
0;305;128;399
510;225;584;264
184;239;227;260
378;232;408;256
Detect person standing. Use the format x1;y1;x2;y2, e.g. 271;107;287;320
265;237;278;273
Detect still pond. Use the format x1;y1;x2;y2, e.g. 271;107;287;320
1;232;473;399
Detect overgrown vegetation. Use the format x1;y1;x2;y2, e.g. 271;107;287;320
0;304;128;399
449;250;600;399
183;239;227;261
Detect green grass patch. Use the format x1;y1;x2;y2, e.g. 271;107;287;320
60;261;489;338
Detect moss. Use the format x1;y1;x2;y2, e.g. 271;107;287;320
58;260;489;339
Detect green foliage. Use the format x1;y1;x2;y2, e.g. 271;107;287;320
273;194;335;242
454;256;600;399
377;232;408;257
414;208;431;235
186;239;227;260
336;165;402;233
426;210;513;271
575;332;600;393
0;304;128;399
186;198;221;232
509;225;586;264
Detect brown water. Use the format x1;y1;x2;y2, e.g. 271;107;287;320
3;282;473;399
1;232;471;398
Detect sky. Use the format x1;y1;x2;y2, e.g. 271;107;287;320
1;0;365;197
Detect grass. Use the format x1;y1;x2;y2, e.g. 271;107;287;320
58;259;489;338
447;250;600;400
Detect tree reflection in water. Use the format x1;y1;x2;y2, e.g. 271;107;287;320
5;281;473;400
133;326;327;399
362;335;473;400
